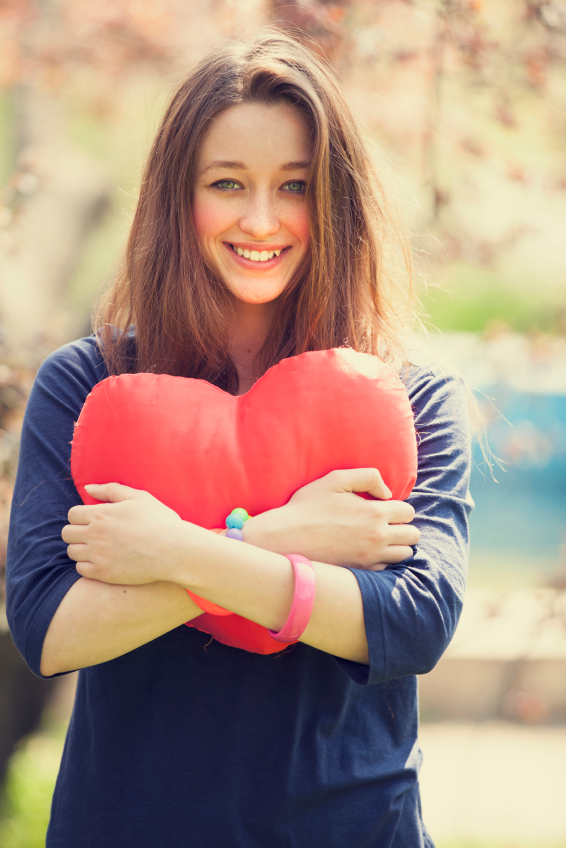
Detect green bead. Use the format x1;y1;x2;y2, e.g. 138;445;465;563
232;507;249;522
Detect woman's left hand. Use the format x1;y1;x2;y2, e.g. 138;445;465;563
62;483;186;585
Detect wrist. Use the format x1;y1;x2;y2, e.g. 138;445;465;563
161;521;216;587
166;520;261;593
241;506;291;552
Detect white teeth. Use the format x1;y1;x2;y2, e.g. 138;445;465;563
233;245;283;261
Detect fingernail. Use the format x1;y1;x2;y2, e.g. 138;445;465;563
384;487;392;498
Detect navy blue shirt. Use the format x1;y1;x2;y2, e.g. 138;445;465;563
6;336;473;848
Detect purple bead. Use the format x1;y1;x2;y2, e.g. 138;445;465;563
226;528;244;541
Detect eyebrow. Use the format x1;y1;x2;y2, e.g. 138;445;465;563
202;159;311;173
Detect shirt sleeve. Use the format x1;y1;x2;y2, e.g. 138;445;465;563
6;338;106;677
335;364;474;686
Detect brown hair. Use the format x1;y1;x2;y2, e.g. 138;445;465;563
96;29;413;392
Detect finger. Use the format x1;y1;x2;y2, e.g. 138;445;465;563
75;561;97;580
387;524;420;547
84;482;148;504
68;504;95;525
66;543;90;562
330;468;392;500
395;502;416;523
61;524;88;544
373;500;415;524
379;545;415;564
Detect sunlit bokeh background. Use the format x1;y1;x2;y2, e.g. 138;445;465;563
0;1;565;846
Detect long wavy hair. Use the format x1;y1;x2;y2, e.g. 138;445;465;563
96;30;414;392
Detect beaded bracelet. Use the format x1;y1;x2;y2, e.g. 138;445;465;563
225;507;250;541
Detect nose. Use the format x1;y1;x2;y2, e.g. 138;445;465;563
238;191;280;240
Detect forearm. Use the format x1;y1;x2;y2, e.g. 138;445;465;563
43;523;368;675
49;470;420;675
167;524;369;664
40;577;202;676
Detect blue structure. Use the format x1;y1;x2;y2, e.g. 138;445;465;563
422;332;566;584
470;389;566;580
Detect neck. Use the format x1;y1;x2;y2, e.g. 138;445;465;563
229;299;277;394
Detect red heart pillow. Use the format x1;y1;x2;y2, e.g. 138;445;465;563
71;349;417;654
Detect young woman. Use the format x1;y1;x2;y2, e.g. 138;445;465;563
6;31;473;848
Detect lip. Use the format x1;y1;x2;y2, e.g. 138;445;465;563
223;242;290;269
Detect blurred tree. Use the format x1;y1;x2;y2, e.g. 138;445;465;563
269;0;566;329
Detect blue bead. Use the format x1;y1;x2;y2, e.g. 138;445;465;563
226;514;244;530
226;528;244;541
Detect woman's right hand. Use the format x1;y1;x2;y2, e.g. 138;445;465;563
243;468;419;571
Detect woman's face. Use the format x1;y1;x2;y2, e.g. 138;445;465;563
192;101;311;306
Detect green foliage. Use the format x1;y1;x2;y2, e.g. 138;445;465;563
0;94;15;186
421;264;561;333
0;726;65;848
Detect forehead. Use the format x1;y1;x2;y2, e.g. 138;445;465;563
197;102;312;171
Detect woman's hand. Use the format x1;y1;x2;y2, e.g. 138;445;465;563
244;468;419;570
62;483;187;585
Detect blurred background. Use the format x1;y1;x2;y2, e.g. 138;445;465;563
0;0;565;845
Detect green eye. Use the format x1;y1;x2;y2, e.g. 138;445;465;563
285;181;305;193
215;180;239;190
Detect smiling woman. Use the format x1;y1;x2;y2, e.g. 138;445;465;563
5;28;472;848
192;101;312;390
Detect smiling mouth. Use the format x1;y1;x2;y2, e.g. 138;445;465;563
228;243;289;263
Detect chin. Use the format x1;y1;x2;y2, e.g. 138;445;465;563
229;281;289;305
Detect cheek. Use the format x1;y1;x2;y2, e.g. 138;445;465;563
192;192;232;247
287;205;310;252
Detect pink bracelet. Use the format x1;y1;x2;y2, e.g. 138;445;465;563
268;554;316;643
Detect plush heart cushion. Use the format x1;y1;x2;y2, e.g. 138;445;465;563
71;349;417;654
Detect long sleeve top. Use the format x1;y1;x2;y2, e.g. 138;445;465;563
6;335;473;848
